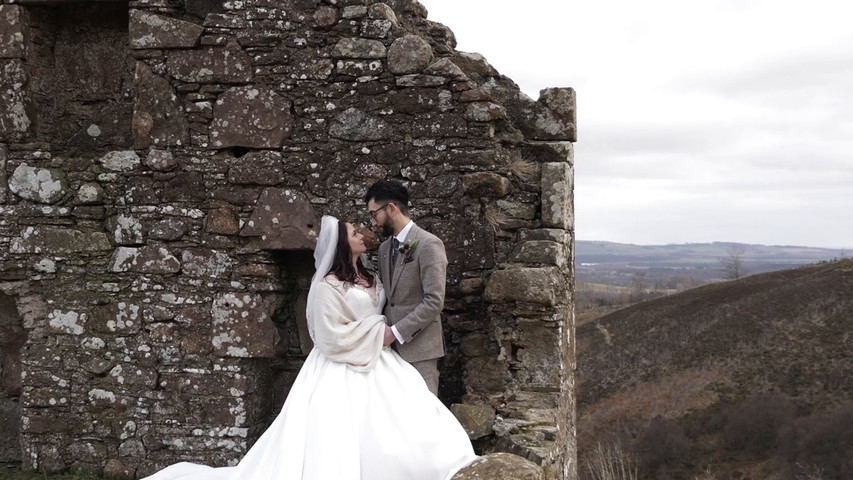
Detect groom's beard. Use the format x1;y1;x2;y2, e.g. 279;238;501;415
380;218;394;238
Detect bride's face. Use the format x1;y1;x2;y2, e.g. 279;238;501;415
346;222;366;256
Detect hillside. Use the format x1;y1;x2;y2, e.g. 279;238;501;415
576;240;845;286
576;259;853;480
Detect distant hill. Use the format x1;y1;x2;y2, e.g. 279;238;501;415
576;240;846;286
576;259;853;480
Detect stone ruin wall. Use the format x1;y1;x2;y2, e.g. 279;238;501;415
0;0;577;478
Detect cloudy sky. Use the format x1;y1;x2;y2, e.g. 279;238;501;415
420;0;853;250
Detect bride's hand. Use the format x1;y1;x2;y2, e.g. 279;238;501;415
383;325;396;346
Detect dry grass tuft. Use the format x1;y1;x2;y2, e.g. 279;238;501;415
484;205;510;233
693;466;718;480
506;158;538;180
794;463;826;480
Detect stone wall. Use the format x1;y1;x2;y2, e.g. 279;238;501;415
0;0;577;478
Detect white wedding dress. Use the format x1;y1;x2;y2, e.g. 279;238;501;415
143;280;476;480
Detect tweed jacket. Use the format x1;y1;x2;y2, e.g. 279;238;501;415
378;223;447;363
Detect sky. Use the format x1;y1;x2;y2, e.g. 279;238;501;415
419;0;853;250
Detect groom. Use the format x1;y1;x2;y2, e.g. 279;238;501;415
365;180;447;395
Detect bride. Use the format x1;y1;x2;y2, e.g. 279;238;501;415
142;215;477;480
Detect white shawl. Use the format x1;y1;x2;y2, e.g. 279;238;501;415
308;281;386;372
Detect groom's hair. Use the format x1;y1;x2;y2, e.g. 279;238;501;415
364;179;410;215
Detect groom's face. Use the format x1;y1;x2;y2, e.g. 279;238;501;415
367;199;394;238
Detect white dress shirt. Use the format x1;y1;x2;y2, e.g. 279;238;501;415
390;220;415;344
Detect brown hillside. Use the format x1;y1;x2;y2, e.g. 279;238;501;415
576;259;853;479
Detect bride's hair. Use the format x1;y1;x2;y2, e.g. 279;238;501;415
328;219;375;287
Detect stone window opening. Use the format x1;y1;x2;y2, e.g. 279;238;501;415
253;249;314;432
21;1;133;149
0;293;26;467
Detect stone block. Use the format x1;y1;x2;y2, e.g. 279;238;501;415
341;6;368;19
519;228;570;244
148;219;188;241
464;357;512;394
210;86;293;149
205;206;240;235
161;172;206;202
452;452;543;480
463;172;512;198
511;240;567;268
465;101;507;122
459;335;491;357
289;57;335;80
515;319;562;389
20;413;67;435
106;214;146;246
0;143;6;203
387;34;433;74
360;18;394;39
395;74;447;87
47;309;86;335
166;46;253;83
202;13;247;29
459;277;484;296
228;150;284;185
329;107;394;141
103;458;136;479
144;149;178;172
10;226;111;254
496;198;536;221
8;163;68;204
388;88;452;114
0;60;30;142
109;246;181;274
181;248;233;278
108;364;157;389
129;10;203;49
335;58;383;77
240;188;318;250
523;141;574;166
451;403;496;440
330;37;387;59
484;267;565;306
409;112;466;138
210;293;279;358
74;182;105;205
134;63;190;149
541;162;574;230
538;87;577;140
458;87;491;103
0;5;24;59
425;58;467;81
368;3;398;23
98;150;141;172
312;6;340;29
89;302;142;335
0;398;20;462
234;263;279;278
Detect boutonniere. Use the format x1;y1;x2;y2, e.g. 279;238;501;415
398;239;419;264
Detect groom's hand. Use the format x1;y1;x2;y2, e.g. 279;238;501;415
383;325;396;346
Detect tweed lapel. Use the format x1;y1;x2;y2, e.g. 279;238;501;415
388;225;421;299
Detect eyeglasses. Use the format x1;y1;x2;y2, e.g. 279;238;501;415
368;203;390;219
